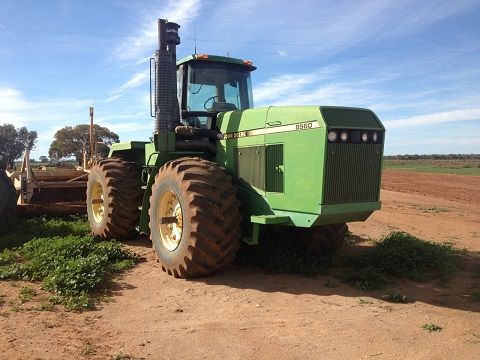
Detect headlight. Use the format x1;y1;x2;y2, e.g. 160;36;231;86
372;132;378;143
328;130;338;142
340;131;349;142
361;132;369;143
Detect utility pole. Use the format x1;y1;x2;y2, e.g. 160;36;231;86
89;107;95;164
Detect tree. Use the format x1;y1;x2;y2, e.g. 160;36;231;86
39;156;49;163
0;123;38;168
48;124;120;164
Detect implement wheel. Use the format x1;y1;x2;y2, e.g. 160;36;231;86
0;171;16;232
149;157;241;278
86;158;142;240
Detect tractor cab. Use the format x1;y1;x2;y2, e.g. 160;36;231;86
176;55;256;129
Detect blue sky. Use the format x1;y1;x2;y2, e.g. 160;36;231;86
0;0;479;158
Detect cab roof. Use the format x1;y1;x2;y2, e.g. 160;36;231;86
176;54;257;71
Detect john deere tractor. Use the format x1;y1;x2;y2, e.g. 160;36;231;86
86;19;385;278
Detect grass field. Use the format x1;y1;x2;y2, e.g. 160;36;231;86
383;159;480;175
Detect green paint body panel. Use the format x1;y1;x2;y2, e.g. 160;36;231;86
109;141;149;167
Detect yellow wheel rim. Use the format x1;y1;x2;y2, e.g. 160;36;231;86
91;181;105;224
158;189;183;251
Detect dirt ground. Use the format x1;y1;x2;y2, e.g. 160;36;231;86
1;170;479;360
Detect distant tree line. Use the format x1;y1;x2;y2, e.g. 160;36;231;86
1;122;119;169
49;124;119;165
384;154;480;160
0;123;37;169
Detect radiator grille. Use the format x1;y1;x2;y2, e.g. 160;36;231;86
323;143;382;204
321;107;382;129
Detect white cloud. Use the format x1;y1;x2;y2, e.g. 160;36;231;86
98;122;152;133
197;0;478;62
106;72;148;102
385;108;480;129
253;66;392;108
253;66;346;105
114;0;203;62
105;94;122;103
0;87;27;125
0;24;16;39
0;86;92;157
254;73;319;104
374;0;478;40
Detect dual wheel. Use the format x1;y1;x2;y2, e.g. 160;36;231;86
87;157;241;278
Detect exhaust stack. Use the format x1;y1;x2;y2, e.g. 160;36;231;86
154;19;180;132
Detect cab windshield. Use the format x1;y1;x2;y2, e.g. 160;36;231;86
186;62;253;112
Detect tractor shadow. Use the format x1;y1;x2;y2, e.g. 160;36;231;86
195;234;480;314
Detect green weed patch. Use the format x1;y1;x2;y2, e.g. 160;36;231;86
422;323;442;332
368;232;463;280
0;216;136;310
344;232;463;290
238;230;464;291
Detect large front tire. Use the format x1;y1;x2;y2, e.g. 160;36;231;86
86;158;142;240
149;157;241;278
0;171;16;232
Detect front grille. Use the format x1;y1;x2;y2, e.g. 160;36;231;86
321;107;382;129
323;143;382;204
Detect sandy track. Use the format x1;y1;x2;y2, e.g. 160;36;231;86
1;170;480;359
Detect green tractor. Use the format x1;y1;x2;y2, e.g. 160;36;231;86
86;19;385;278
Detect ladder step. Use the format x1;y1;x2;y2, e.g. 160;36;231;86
250;215;290;225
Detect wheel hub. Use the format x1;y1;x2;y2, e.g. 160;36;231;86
91;181;105;224
158;189;183;251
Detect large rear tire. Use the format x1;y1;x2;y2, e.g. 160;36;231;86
86;158;142;240
149;157;241;278
0;171;16;232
